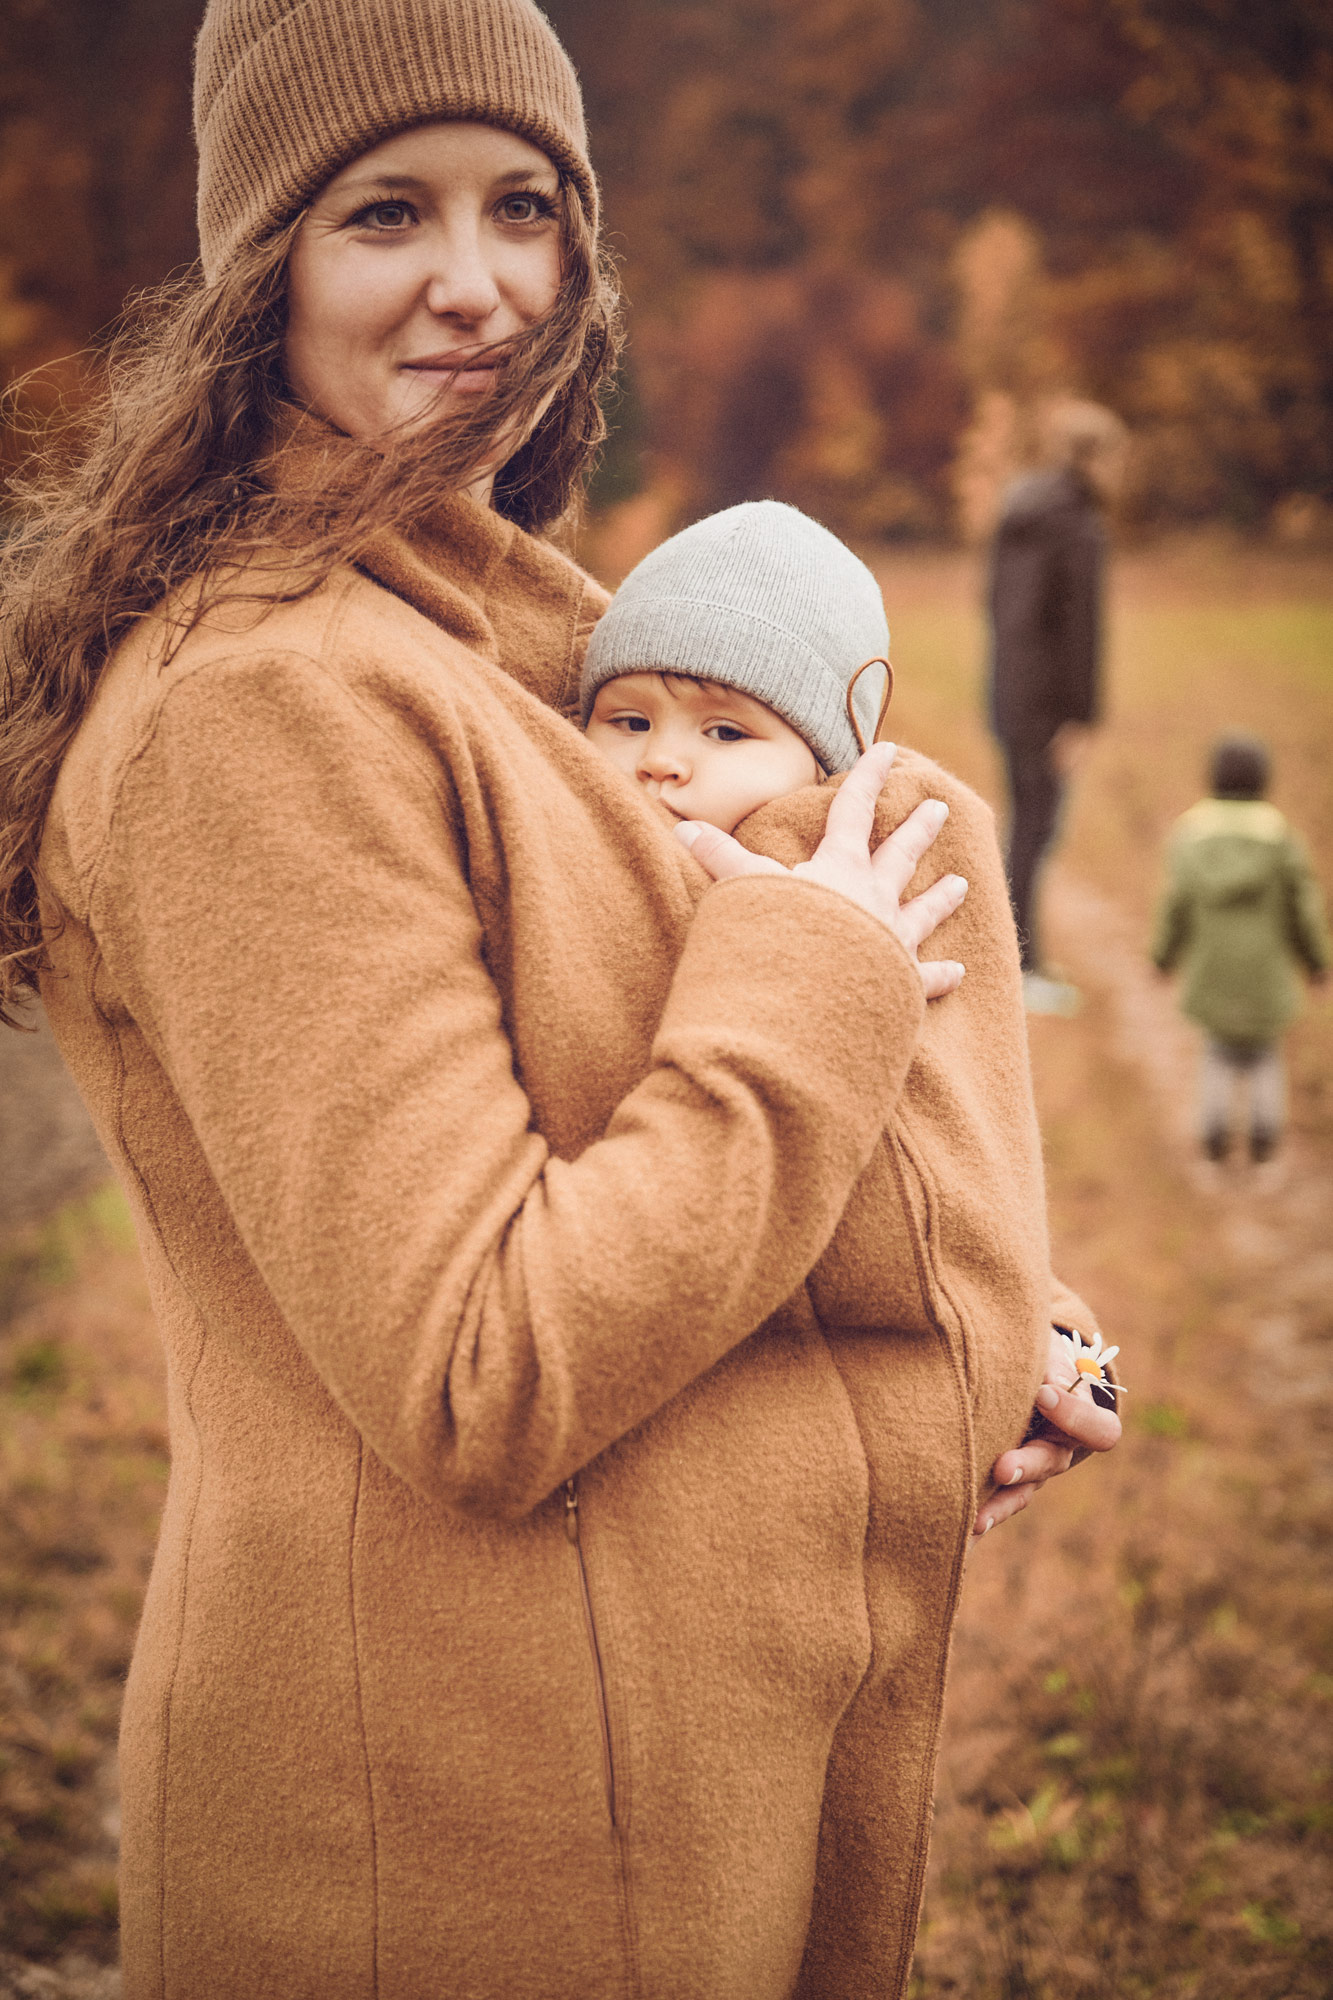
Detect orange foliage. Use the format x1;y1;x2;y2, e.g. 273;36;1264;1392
2;2;1331;535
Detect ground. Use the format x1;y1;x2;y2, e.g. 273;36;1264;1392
0;536;1329;1997
0;1009;107;1238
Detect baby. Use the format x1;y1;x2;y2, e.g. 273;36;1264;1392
581;502;1117;1516
583;501;894;833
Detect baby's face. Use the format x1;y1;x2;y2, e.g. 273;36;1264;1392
586;672;820;835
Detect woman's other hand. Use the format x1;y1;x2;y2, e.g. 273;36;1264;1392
974;1325;1122;1536
675;742;968;1000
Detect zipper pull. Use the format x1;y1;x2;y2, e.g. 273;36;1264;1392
564;1477;579;1544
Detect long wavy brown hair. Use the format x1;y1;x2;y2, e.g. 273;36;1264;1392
0;177;621;1023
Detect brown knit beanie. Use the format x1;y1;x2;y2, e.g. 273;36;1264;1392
193;0;596;283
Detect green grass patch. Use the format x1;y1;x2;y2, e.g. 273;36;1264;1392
1136;1401;1191;1439
0;1183;133;1334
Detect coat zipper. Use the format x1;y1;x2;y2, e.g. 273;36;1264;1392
565;1477;618;1828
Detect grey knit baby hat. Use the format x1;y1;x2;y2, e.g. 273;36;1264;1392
580;502;890;774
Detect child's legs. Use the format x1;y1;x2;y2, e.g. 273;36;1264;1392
1198;1038;1238;1151
1245;1043;1285;1146
1200;1039;1285;1158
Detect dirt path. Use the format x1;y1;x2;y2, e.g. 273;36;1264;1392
1047;866;1333;1432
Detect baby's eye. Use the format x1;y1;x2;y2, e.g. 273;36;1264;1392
609;714;651;733
706;723;750;743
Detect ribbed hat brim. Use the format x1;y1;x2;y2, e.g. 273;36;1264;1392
582;597;871;776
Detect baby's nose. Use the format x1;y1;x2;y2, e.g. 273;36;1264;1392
638;744;689;783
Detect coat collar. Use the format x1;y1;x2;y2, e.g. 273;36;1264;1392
262;405;593;716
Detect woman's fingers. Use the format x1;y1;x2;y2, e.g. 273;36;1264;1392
990;1435;1075;1491
678;753;968;997
975;1438;1075;1536
868;796;950;896
896;871;969;953
974;1483;1035;1535
818;741;899;855
977;1377;1123;1535
674;820;787;883
919;958;966;1001
1030;1380;1122;1455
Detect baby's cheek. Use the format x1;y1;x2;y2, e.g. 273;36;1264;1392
585;726;635;778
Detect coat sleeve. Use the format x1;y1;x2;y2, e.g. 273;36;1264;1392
93;648;926;1516
1281;834;1331;974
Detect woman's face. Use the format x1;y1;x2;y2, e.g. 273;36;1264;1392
284;121;563;448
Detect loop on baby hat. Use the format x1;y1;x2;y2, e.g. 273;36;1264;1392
845;657;895;757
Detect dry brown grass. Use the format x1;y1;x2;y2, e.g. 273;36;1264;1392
0;1192;164;1971
1;534;1330;1992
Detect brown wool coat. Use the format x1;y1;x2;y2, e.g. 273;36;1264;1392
38;489;1096;2000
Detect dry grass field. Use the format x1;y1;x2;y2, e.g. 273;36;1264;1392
0;538;1330;1996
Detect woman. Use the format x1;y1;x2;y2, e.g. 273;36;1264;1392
0;3;1118;1995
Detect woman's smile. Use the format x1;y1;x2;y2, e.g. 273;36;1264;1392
400;347;507;394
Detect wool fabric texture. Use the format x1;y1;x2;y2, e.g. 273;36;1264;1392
38;437;1100;1996
580;502;891;774
193;0;596;281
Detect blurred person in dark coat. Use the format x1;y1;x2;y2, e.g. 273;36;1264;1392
987;401;1126;1013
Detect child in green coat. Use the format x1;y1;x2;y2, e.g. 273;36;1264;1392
1152;733;1330;1162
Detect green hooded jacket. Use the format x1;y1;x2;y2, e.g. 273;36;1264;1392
1152;798;1330;1045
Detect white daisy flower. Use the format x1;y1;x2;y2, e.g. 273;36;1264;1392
1054;1326;1125;1396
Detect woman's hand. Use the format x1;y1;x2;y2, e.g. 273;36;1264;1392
974;1325;1122;1536
674;742;968;999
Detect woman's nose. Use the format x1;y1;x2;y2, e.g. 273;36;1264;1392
423;229;503;324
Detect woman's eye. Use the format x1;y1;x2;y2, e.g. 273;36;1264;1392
353;201;414;231
499;191;555;224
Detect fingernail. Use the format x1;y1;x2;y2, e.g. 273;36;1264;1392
1037;1385;1059;1411
951;875;968;894
1008;1465;1024;1485
930;800;949;822
980;1517;993;1534
674;820;702;849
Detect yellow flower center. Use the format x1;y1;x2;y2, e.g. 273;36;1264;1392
1075;1355;1102;1377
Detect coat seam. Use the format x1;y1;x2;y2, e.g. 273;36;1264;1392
347;1440;380;1997
555;575;596;720
882;1128;977;2000
890;1118;978;1404
806;1312;875;1680
569;1497;641;1999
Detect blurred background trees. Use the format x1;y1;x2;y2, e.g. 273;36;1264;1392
2;0;1331;542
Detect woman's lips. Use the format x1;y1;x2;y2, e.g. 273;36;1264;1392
401;352;501;393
